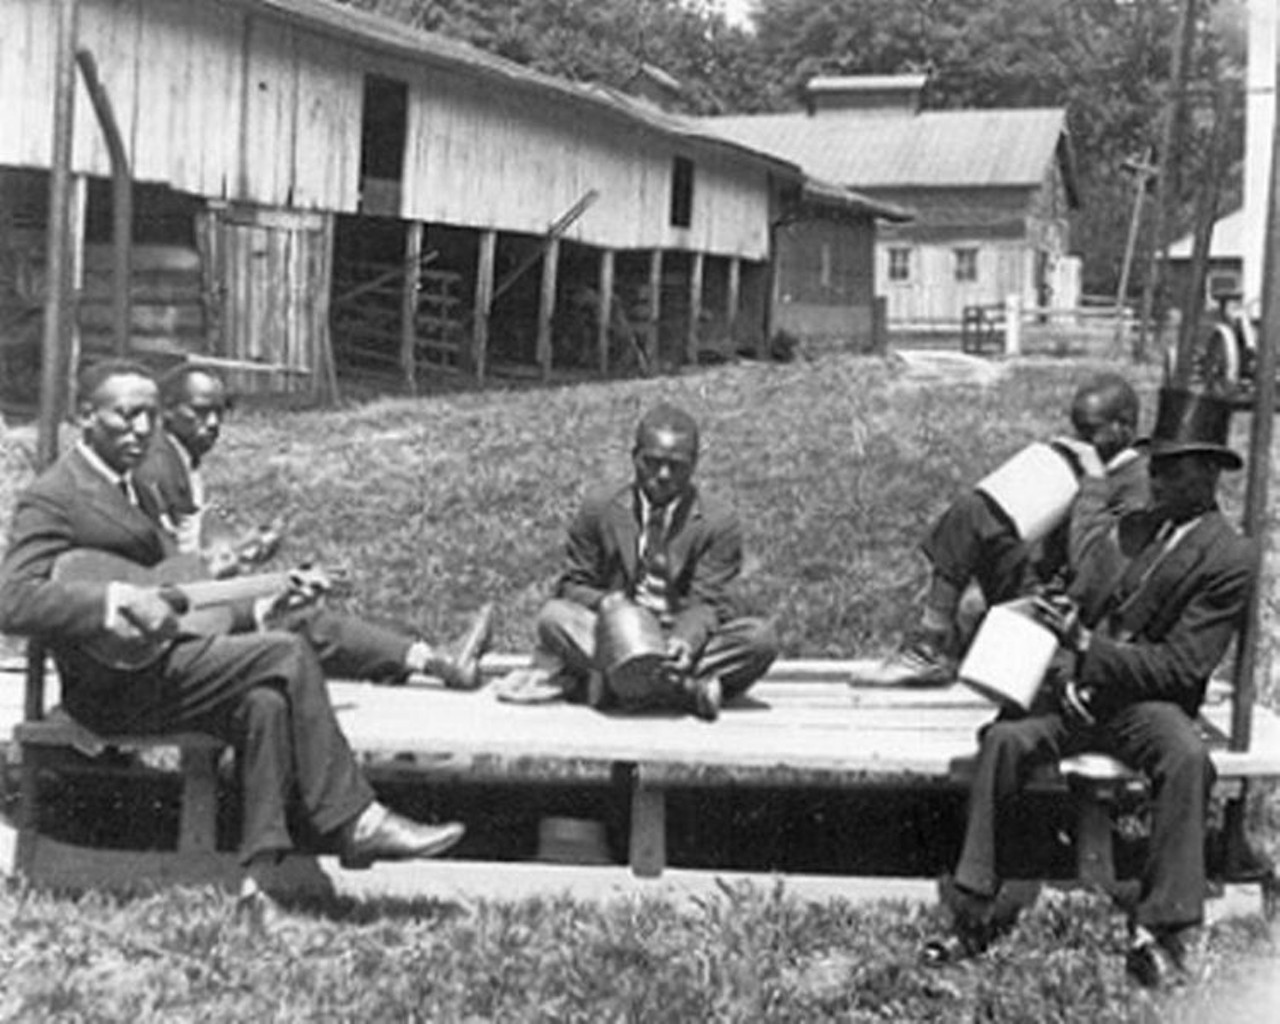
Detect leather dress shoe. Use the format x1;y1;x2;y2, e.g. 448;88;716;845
340;812;466;869
428;602;495;690
1125;931;1189;989
685;676;721;722
850;633;954;688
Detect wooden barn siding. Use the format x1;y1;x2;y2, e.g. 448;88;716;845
1;0;770;258
401;64;772;257
880;240;1026;324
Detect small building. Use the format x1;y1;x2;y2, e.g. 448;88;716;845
1166;208;1247;310
705;75;1082;329
0;0;890;406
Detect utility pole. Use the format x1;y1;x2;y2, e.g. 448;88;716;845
1114;150;1158;352
1136;0;1200;362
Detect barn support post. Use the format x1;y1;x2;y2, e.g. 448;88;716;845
646;250;663;371
597;248;615;375
401;220;424;393
74;48;130;358
687;251;704;365
472;229;496;384
727;257;741;352
537;236;560;380
65;176;87;407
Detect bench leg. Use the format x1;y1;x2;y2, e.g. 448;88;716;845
14;742;48;875
177;746;219;854
629;780;666;878
1075;796;1116;888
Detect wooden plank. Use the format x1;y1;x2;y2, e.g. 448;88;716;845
537;236;559;379
597;248;614;373
401;221;424;390
687;251;703;365
629;781;666;878
473;230;496;382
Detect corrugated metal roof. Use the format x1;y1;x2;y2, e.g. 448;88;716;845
800;178;914;222
704;108;1075;198
225;0;801;177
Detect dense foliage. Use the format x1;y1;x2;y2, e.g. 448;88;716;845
342;0;1250;299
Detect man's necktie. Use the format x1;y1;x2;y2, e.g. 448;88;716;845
635;506;670;615
118;478;135;506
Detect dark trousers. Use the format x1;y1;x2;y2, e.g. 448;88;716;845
62;630;375;863
277;606;413;682
955;700;1214;931
536;597;778;706
922;490;1031;605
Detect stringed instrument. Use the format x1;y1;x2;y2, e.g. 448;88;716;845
52;548;331;672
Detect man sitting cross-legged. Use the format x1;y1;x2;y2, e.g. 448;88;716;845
0;359;467;905
499;402;778;721
135;365;492;690
922;387;1256;990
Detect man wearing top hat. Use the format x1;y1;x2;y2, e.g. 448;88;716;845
923;387;1256;989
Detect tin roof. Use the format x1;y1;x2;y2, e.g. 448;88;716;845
704;107;1077;204
1167;208;1245;260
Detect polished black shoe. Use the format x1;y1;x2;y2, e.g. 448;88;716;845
340;812;466;869
429;602;495;690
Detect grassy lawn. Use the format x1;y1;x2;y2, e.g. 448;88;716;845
0;350;1277;1021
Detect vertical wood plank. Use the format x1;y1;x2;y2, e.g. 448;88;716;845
177;746;220;854
629;777;666;878
537;236;559;380
473;229;496;384
647;250;663;371
597;248;614;375
66;175;86;404
727;256;741;350
401;221;424;392
687;251;704;365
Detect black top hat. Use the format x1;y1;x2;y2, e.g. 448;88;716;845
1138;387;1243;470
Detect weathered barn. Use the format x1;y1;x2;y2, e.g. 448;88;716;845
0;0;893;406
706;75;1082;329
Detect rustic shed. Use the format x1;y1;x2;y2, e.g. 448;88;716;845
706;76;1082;330
0;0;824;402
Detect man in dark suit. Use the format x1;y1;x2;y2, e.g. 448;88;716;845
501;402;777;720
856;372;1148;688
0;359;467;898
135;365;492;689
924;387;1256;989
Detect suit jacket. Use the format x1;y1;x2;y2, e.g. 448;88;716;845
136;429;197;521
0;446;179;694
1073;503;1256;719
555;482;745;654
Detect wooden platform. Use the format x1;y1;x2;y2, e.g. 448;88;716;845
4;655;1280;897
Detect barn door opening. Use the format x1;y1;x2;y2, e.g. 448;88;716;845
359;75;408;217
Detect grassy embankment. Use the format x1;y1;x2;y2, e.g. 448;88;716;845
0;351;1276;1021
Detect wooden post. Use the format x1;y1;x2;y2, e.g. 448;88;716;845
597;248;614;375
1114;152;1156;351
472;230;496;384
65;175;87;410
647;250;663;371
400;221;424;393
1136;0;1200;361
537;236;559;380
629;775;666;878
686;252;704;365
1231;46;1280;752
727;257;741;352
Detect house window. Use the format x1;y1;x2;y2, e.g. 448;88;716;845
954;247;978;282
670;156;694;228
888;247;911;282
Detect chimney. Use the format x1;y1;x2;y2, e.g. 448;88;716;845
803;74;927;117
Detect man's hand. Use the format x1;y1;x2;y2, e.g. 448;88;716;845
112;583;181;642
664;635;695;680
1060;679;1097;727
1029;594;1090;653
1049;436;1105;479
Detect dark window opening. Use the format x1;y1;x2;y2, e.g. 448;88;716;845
360;75;408;215
670;156;694;228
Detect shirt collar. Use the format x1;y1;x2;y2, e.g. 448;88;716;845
168;430;199;474
77;440;132;489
